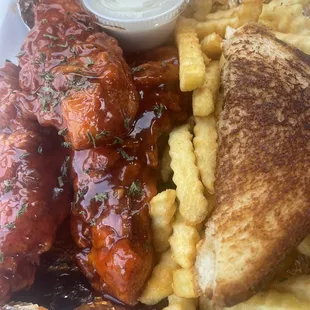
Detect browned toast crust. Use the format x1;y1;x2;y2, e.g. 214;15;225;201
195;23;310;307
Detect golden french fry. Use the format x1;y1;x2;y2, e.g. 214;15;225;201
195;0;263;39
173;268;199;298
193;0;213;21
169;124;209;225
164;294;198;310
139;250;179;305
169;212;200;269
228;290;310;309
274;32;310;55
150;190;177;253
272;275;310;303
161;146;173;183
201;33;223;59
205;6;239;20
193;115;218;194
193;61;221;117
298;234;310;256
175;17;206;92
259;0;310;36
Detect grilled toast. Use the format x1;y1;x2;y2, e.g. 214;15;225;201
195;23;310;307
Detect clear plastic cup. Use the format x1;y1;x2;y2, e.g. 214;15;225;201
81;0;189;52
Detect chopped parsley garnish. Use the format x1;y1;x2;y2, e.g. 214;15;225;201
20;152;30;160
3;180;12;193
58;176;64;188
94;192;108;202
113;137;124;145
40;72;55;82
61;142;72;149
0;252;4;263
124;117;130;130
66;11;71;16
53;187;63;199
161;60;167;68
87;132;96;147
16;51;25;58
41;18;48;24
86;57;94;67
132;66;144;73
83;168;91;174
17;203;28;218
58;128;68;136
154;103;167;118
68;35;76;41
128;180;142;197
96;130;110;140
37;145;43;155
75;187;87;205
61;156;70;177
144;241;151;252
4;222;16;230
79;210;86;216
60;56;68;65
117;148;134;161
90;218;96;226
33;52;46;64
43;33;58;41
57;41;69;48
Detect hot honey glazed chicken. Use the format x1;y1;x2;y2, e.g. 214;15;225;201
70;46;190;305
0;62;72;303
15;0;139;150
0;0;191;307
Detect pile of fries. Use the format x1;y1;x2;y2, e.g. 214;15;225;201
139;0;310;309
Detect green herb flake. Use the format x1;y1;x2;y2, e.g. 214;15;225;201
94;192;108;202
61;142;72;149
16;51;26;58
37;145;43;155
4;222;16;230
79;210;86;216
0;252;4;263
60;56;68;65
154;103;167;118
113;137;124;145
68;35;76;41
83;168;91;174
17;203;29;218
87;131;96;148
95;130;110;140
132;66;144;73
61;156;70;177
75;187;87;205
161;60;167;68
58;128;68;136
128;180;142;197
90;218;96;227
3;180;12;193
40;72;55;82
86;57;95;67
43;33;58;41
20;152;30;160
144;241;151;253
58;176;64;188
124;117;130;130
33;52;46;64
117;148;134;161
41;18;48;24
53;187;63;199
57;41;68;48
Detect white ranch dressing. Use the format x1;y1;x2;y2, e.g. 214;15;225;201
89;0;183;19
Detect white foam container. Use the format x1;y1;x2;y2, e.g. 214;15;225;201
0;0;29;65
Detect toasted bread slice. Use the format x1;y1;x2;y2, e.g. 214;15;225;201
195;23;310;308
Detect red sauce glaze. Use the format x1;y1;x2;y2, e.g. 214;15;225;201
70;46;191;305
0;62;73;304
15;0;138;150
